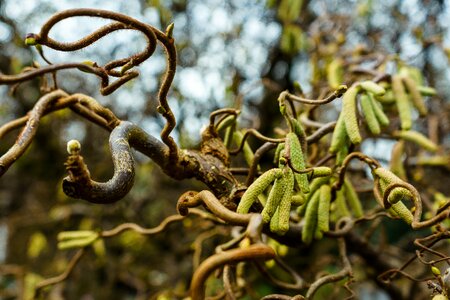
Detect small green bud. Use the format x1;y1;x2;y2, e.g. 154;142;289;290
335;84;348;96
67;140;81;155
77;61;98;73
24;33;38;46
431;266;441;276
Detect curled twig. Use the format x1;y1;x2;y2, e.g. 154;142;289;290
333;152;381;191
281;85;347;105
101;214;185;237
63;121;169;203
177;190;252;226
34;249;85;295
190;244;275;300
0;90;68;177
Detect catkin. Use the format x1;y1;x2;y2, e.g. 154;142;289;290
389;141;407;180
291;193;306;206
310;167;332;179
344;178;363;218
287;132;310;193
333;188;351;220
270;207;281;234
261;171;287;222
302;189;321;245
387;187;411;205
329;113;348;153
394;130;438;152
390;201;413;225
342;85;362;144
360;93;381;135
327;57;344;89
58;230;97;241
237;168;282;214
316;184;331;239
290;117;307;155
402;76;427;116
367;93;390;127
359;80;386;96
277;167;295;234
298;177;329;216
273;143;286;165
417;86;437;96
375;168;414;225
392;74;412;130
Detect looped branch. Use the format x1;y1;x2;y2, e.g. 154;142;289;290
63;121;169;203
0;90;68;177
35;8;158;72
177;190;252;226
19;9;179;162
281;85;348;105
190;244;275;300
333;152;381;191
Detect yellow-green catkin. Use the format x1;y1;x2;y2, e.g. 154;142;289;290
336;139;350;166
237;168;282;214
377;88;396;104
342;84;362;144
367;93;390;127
57;231;99;250
270;207;281;234
360;93;381;135
333;188;351;220
387;187;411;205
277;168;295;234
374;167;404;185
375;168;414;224
297;177;329;217
315;184;331;239
394;130;438;152
329;113;348;153
287;132;310;193
344;178;363;218
389;141;407;180
402;76;428;116
261;171;287;222
290;117;307;155
359;80;386;96
57;230;96;241
310;167;332;179
291;193;306;206
390;201;413;225
302;189;321;245
417;86;437;96
273;142;286;165
392;75;412;130
327;57;344;89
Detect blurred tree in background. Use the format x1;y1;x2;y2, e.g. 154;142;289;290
0;0;449;299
